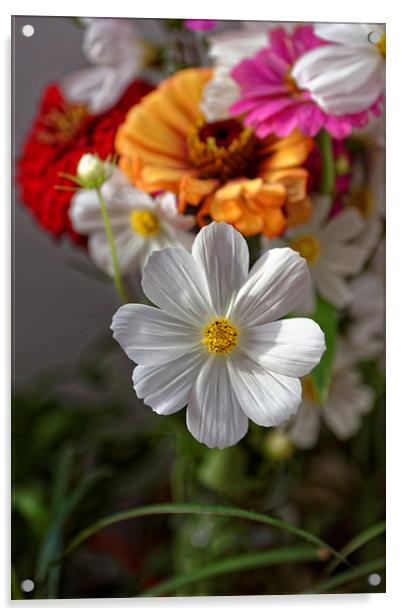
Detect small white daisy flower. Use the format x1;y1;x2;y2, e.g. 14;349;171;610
61;18;147;114
111;222;325;449
70;168;195;276
288;339;375;449
264;195;368;313
292;23;385;115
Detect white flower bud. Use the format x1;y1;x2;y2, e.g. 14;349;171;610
76;153;110;188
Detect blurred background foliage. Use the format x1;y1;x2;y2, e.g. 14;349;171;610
12;332;385;598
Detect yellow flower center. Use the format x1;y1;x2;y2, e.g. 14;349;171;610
130;210;160;236
202;318;239;355
290;234;321;264
346;187;373;219
37;103;87;144
377;33;386;58
302;375;319;404
187;118;258;181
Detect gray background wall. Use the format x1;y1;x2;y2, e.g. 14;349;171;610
12;16;161;385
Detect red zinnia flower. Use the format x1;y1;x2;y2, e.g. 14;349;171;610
17;79;153;244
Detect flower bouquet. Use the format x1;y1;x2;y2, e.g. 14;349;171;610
13;17;385;599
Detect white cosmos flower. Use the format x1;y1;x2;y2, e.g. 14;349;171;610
111;222;326;449
70;168;195;276
263;195;367;313
348;240;384;361
61;18;146;114
291;23;385;115
288;339;375;448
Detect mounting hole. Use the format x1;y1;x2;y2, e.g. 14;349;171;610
20;579;35;593
368;30;381;45
368;573;381;587
22;24;35;38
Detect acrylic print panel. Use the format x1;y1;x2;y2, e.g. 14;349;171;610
12;16;385;599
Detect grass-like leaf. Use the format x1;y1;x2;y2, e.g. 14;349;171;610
62;502;348;565
323;520;385;577
141;545;322;597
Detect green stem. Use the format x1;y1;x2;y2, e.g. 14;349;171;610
61;502;349;565
95;187;128;304
316;129;336;195
141;545;321;597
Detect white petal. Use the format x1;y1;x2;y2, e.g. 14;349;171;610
233;248;311;327
320;243;367;275
287;401;321;449
111;304;198;366
62;65;135;114
292;44;383;114
239;318;325;377
186;357;249;449
88;229;144;276
141;248;213;326
314;267;353;308
321;208;365;242
192;222;249;316
314;23;373;47
228;354;302;427
323;372;374;439
133;350;204;415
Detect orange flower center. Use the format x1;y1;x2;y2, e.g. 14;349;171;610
37;104;87;144
377;33;386;58
187;118;258;181
290;234;321;264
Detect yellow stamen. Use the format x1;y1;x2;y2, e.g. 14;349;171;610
290;234;321;264
130;210;160;236
203;318;239;355
377;33;386;58
346;187;373;219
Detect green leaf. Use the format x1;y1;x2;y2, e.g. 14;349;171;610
310;296;337;404
141;545;322;597
62;502;348;566
307;557;385;593
323;520;385;577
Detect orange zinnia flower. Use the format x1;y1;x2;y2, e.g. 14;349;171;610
116;68;313;237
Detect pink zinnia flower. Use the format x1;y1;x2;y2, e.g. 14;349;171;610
184;20;217;32
229;26;382;139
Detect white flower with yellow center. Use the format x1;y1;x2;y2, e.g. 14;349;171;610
70;168;195;276
288;339;375;448
292;23;385;115
111;222;325;449
61;18;147;114
263;195;367;313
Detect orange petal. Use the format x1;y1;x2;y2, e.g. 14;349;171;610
286;196;313;227
178;176;219;211
261;169;308;203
